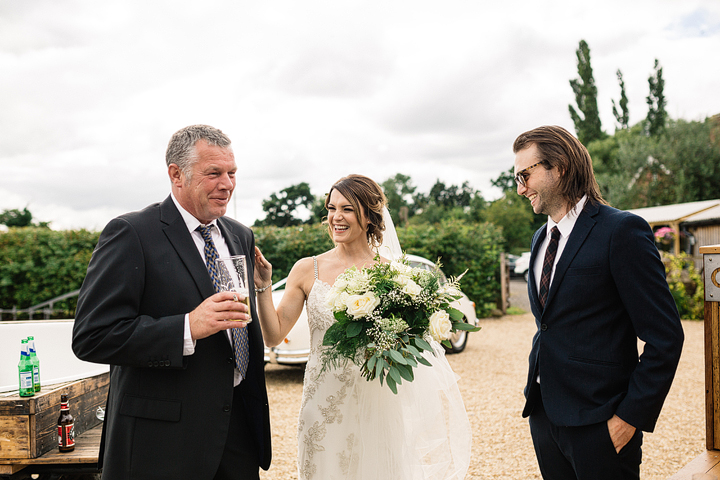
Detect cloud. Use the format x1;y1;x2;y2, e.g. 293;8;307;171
1;0;719;231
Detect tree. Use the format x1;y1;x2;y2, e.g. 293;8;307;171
0;207;50;228
490;167;517;195
612;69;629;131
569;40;606;144
646;58;667;136
484;195;537;253
597;118;720;209
411;180;486;225
255;182;316;227
381;173;417;225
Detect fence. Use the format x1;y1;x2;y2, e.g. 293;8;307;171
0;289;80;321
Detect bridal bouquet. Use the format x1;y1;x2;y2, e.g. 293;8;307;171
321;255;479;394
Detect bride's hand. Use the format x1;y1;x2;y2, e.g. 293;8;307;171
254;246;273;287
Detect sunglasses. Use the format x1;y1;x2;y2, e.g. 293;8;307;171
514;160;546;187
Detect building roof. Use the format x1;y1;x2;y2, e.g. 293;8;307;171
627;199;720;226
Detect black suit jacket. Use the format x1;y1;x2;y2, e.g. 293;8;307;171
521;201;684;432
73;196;271;480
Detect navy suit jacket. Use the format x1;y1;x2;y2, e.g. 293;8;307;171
521;201;684;432
73;196;271;480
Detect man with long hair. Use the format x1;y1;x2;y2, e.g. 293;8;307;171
514;125;683;479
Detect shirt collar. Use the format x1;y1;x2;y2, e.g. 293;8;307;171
547;195;587;239
170;192;218;234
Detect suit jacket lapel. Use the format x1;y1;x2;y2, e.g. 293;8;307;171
216;218;242;256
543;202;598;312
528;227;546;318
159;196;215;298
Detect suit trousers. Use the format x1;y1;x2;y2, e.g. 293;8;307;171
213;381;261;480
528;396;642;480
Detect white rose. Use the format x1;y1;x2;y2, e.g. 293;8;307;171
438;284;461;298
346;270;370;294
428;310;452;342
390;261;412;275
326;288;350;312
345;292;381;318
394;272;411;286
334;277;348;291
402;280;422;298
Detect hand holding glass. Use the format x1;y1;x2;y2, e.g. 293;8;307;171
216;255;252;324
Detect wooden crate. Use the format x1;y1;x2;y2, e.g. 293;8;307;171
0;372;108;460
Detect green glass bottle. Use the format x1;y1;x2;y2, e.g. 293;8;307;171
18;339;34;397
27;336;41;392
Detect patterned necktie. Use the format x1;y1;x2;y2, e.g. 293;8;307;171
197;225;249;376
539;226;560;309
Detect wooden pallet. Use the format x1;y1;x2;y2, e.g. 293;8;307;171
0;423;101;476
0;373;108;462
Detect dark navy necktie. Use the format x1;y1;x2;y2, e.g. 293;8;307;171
197;225;249;376
539;226;560;309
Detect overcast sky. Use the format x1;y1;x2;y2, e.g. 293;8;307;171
1;0;719;231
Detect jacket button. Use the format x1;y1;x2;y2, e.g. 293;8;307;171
227;357;233;364
541;324;548;331
148;361;153;367
223;404;231;412
165;360;171;366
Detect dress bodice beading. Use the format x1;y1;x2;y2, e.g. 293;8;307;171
304;279;336;358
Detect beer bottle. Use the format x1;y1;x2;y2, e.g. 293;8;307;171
27;336;41;392
18;339;34;397
57;394;75;452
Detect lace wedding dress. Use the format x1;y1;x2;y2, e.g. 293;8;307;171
297;258;472;480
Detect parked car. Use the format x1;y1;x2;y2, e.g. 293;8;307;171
513;251;532;282
506;253;519;276
263;254;479;365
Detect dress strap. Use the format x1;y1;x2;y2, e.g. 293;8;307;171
313;256;318;280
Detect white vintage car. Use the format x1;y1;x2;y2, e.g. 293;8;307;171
263;254;479;366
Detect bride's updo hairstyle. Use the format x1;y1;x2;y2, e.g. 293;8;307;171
325;174;387;247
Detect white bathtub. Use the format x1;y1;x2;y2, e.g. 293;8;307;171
0;319;109;394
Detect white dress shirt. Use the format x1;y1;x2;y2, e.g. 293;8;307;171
533;195;588;301
171;193;243;385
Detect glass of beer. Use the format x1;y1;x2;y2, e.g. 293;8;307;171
216;255;252;324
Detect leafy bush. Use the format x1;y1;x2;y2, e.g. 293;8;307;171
254;224;335;283
1;221;503;320
0;228;99;318
662;252;704;320
398;219;504;318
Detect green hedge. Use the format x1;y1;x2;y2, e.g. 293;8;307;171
253;224;335;282
397;219;504;318
254;219;504;318
1;221;504;319
662;252;704;320
0;228;99;318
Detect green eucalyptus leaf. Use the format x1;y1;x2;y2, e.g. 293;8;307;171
417;355;432;367
386;375;398;394
415;338;433;352
453;321;480;331
397;363;414;382
388;349;408;365
388;365;402;385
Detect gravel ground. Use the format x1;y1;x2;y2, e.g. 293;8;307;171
260;289;704;479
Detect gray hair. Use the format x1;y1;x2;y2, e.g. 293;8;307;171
165;125;232;178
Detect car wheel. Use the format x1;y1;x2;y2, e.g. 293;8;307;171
445;322;469;354
524;270;529;282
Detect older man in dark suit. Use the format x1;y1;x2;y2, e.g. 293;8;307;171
73;125;271;480
514;125;684;480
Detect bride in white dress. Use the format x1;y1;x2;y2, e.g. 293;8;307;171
254;174;471;479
